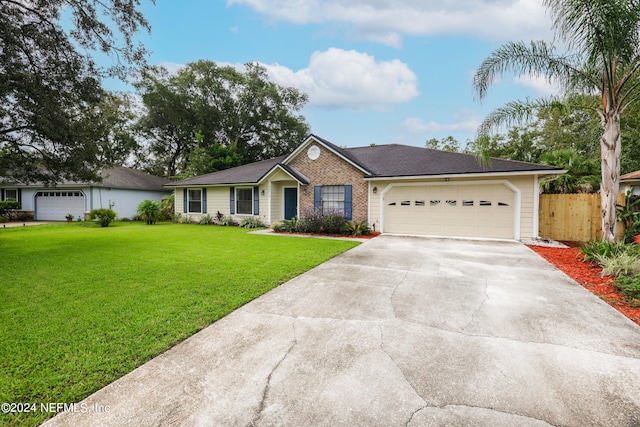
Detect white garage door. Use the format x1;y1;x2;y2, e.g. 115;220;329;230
35;191;85;221
383;183;516;239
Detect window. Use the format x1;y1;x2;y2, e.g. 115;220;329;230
4;189;18;201
188;189;202;213
321;185;344;214
314;185;352;220
236;187;253;215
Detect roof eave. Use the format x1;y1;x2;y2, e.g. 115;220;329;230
364;169;567;181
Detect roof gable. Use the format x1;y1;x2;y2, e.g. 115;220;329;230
282;134;371;174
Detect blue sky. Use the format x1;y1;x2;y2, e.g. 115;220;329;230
105;0;560;149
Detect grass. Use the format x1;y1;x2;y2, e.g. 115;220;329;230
0;222;359;426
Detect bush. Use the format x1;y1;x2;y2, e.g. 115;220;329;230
240;217;264;229
322;209;347;234
596;252;640;277
219;215;238;226
271;222;283;232
180;214;194;224
136;200;162;224
88;208;116;227
615;275;640;302
297;208;323;233
580;240;634;263
281;218;298;232
0;200;21;220
343;220;371;236
161;194;175;221
199;214;215;225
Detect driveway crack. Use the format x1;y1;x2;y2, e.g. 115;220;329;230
462;279;489;332
246;320;298;427
389;269;410;319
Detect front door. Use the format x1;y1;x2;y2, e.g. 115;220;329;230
284;187;298;220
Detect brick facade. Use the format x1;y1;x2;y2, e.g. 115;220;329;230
289;144;368;222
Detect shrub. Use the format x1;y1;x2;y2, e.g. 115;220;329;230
595;252;640;277
219;215;238;226
343;220;371;236
180;214;194;224
297;208;323;233
214;210;225;224
0;200;21;220
615;276;640;303
580;240;633;263
88;208;116;227
271;222;283;232
199;214;215;225
240;217;264;229
322;209;347;234
281;218;298;232
160;194;175;221
136;200;162;224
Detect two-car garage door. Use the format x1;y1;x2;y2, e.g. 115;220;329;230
35;191;85;221
383;183;516;239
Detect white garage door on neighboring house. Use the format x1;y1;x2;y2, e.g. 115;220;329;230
383;182;517;239
35;191;85;221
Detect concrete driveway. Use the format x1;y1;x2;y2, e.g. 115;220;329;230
43;236;640;427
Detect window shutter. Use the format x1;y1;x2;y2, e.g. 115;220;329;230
314;186;321;211
17;189;21;205
202;188;207;214
0;189;4;200
253;186;259;215
183;189;187;213
230;187;235;214
344;185;352;220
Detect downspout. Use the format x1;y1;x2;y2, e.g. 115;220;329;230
533;174;540;238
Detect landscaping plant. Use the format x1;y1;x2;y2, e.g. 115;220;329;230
321;209;347;234
136;199;162;224
297;208;323;233
580;240;633;263
342;220;371;237
199;214;215;225
88;208;117;227
240;217;264;229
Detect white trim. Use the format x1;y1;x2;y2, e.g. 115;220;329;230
267;180;272;225
259;164;309;185
365;169;567;182
379;179;521;239
282;135;370;174
367;181;371;226
533;174;540;238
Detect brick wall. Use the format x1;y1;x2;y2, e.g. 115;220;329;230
289;145;368;222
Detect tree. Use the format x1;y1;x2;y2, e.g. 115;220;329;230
425;136;462;152
473;0;640;242
135;61;309;177
538;149;600;193
0;0;152;184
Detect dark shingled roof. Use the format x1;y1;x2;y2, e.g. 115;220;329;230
98;167;171;191
166;157;285;186
168;138;563;186
345;144;563;177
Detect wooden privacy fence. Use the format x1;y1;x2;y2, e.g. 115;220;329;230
538;193;625;242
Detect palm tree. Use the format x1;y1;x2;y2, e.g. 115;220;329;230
473;0;640;242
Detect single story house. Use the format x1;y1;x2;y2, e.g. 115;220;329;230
621;170;640;196
0;167;172;220
167;135;564;240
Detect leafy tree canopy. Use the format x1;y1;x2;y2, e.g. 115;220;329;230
134;60;310;178
0;0;152;184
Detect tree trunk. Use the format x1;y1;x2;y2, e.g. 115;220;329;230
600;114;621;242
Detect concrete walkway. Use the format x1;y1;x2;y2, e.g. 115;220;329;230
43;236;640;426
1;221;50;228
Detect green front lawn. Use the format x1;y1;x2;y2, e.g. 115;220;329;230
0;222;358;427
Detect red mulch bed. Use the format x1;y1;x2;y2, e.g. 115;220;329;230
274;231;381;239
527;245;640;326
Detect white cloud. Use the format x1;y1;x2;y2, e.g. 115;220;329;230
227;0;551;46
156;61;185;74
402;109;482;134
261;48;419;110
513;73;561;96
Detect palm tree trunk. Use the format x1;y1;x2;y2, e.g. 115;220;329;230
600;114;621;242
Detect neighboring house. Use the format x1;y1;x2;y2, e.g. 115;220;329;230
0;167;172;220
167;135;564;240
621;171;640;195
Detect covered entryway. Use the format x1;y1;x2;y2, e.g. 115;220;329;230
35;190;85;221
382;181;517;239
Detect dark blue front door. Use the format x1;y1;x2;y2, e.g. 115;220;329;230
284;188;298;220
